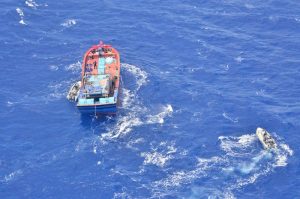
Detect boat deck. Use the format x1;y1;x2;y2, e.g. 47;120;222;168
77;44;120;107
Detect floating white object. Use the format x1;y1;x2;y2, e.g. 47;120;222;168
256;127;277;150
67;81;81;101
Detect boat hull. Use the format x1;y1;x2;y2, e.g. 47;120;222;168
74;42;120;115
77;103;117;114
256;127;277;150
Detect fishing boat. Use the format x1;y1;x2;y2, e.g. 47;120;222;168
68;41;120;114
256;127;277;150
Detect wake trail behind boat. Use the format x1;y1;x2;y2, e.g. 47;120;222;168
150;133;293;198
100;63;173;140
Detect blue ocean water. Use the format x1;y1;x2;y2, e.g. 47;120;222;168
1;0;300;198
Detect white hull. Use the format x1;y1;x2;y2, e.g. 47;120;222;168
67;81;81;101
256;127;277;150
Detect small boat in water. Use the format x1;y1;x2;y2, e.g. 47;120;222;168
68;41;120;114
67;81;81;101
256;127;277;150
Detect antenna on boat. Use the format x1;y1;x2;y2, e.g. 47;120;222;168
98;41;104;47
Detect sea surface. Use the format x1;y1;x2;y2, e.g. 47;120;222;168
1;0;300;198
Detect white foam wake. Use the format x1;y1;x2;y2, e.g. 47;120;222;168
218;134;257;157
1;169;23;183
101;103;173;140
100;87;144;139
121;63;148;91
141;142;177;167
65;61;81;74
222;112;239;123
274;143;293;167
100;63;172;140
49;65;59;71
153;156;223;188
102;113;143;139
219;133;293;196
146;104;173;124
16;8;26;25
141;151;172;168
151;132;293;198
48;79;75;100
121;88;135;109
61;19;77;28
25;0;39;9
